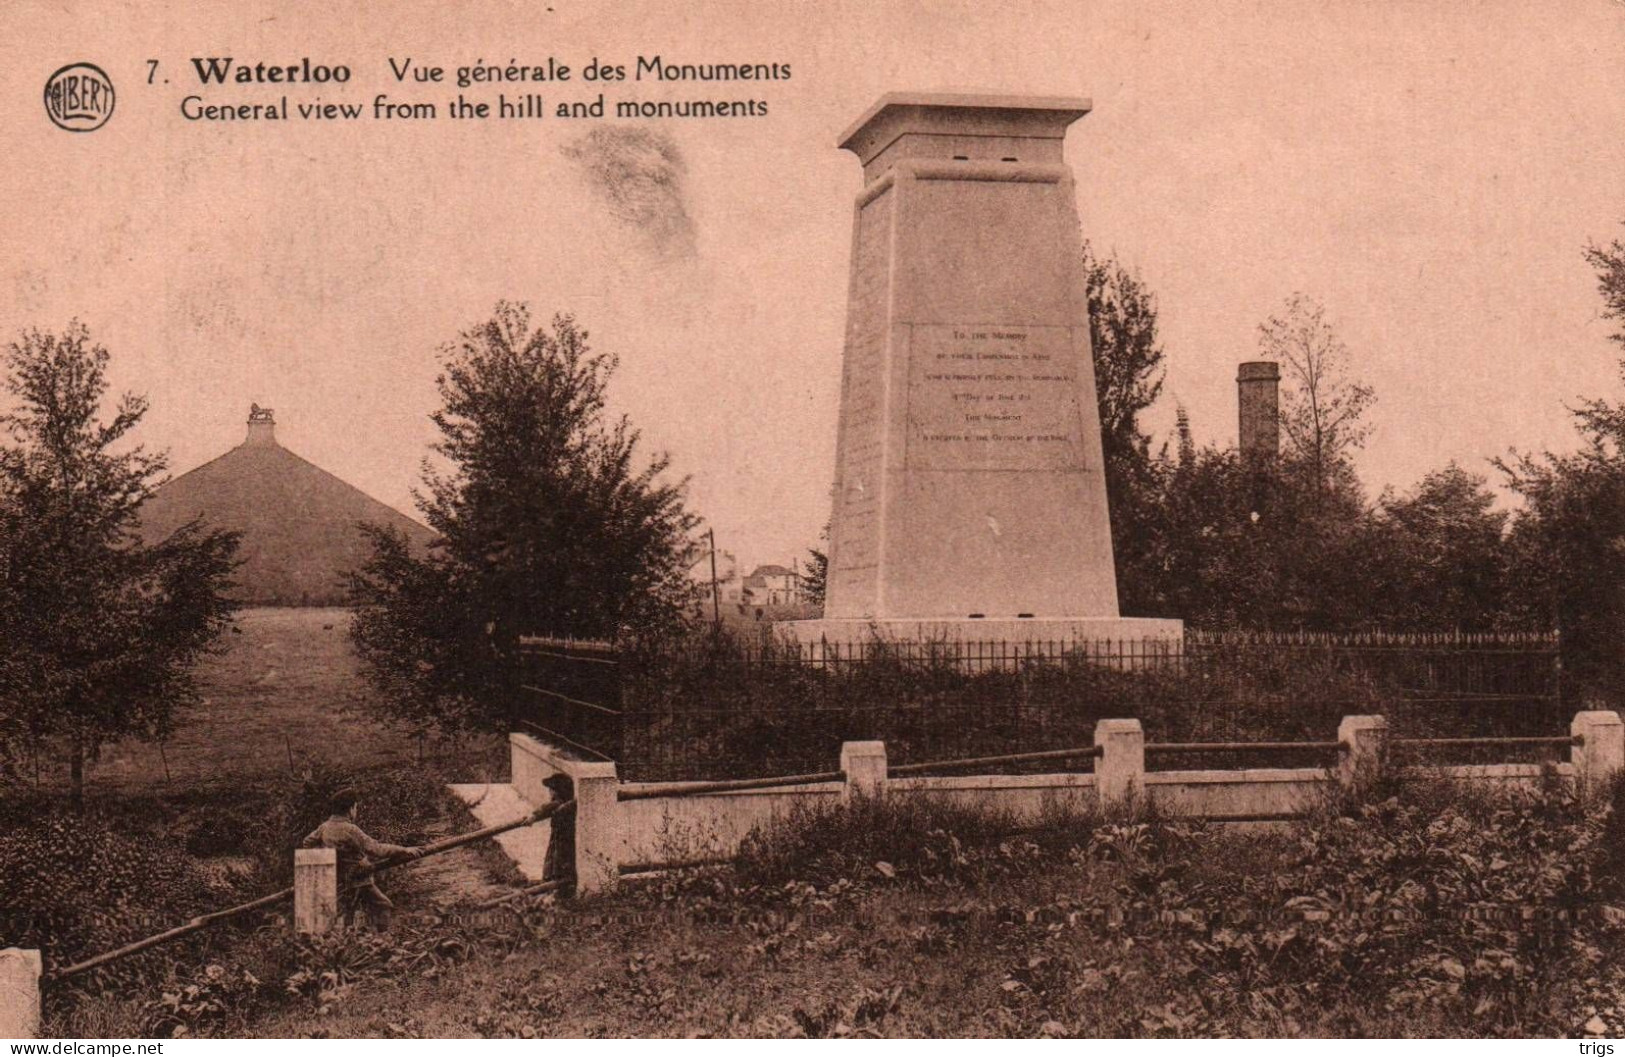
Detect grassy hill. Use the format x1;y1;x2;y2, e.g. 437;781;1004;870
136;417;433;607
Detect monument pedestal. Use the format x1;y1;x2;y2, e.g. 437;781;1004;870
781;93;1182;652
777;618;1184;666
782;617;1182;649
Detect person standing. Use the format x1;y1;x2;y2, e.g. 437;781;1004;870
540;773;577;892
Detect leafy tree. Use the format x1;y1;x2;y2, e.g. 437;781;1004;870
1572;231;1625;440
349;302;701;734
1499;446;1625;702
0;322;239;806
1083;243;1167;614
1368;463;1508;632
802;523;829;609
1497;230;1625;701
1085;242;1166;474
1147;438;1378;631
1257;293;1376;494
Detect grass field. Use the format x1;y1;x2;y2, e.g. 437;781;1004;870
29;607;503;796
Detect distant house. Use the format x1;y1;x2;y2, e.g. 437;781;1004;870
741;564;801;606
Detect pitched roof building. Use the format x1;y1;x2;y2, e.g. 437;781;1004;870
741;563;801;606
136;406;434;606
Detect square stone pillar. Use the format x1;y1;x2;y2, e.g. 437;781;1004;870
840;741;889;801
1337;715;1388;792
294;848;339;935
0;948;41;1039
779;93;1182;652
1094;719;1144;807
572;761;623;896
1572;710;1624;793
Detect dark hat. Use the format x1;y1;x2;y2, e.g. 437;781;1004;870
329;787;360;814
542;773;575;797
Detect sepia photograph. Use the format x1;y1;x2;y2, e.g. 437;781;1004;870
3;0;1625;1043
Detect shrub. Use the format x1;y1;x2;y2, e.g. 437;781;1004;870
241;762;449;883
1161;779;1609;1034
139;962;266;1038
733;794;1100;889
604;629;1492;781
0;810;215;986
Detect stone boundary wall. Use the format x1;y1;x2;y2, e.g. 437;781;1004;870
4;712;1621;1039
512;710;1625;894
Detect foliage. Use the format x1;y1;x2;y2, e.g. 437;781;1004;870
44;771;1625;1039
0;321;239;803
1082;243;1168;616
725;776;1620;1037
1257;292;1376;494
1128;439;1381;629
592;628;1542;781
801;523;829;610
128;919;481;1038
801;548;827;608
349;302;701;735
241;760;447;884
1085;242;1166;480
1495;229;1625;702
32;756;482;1036
1129;446;1516;635
734;795;1080;889
140;962;266;1038
0;810;215;981
1366;463;1510;632
1189;780;1605;1034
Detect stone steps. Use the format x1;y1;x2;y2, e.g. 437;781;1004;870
448;783;550;882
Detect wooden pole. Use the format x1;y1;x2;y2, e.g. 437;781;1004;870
48;802;570;983
617;772;844;802
357;800;569;880
47;888;294;981
478;878;570;909
707;528;721;626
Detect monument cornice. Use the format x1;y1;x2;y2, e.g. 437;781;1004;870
838;92;1092;165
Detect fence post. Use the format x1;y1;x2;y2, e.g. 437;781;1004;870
1094;719;1144;808
293;848;339;935
0;948;40;1039
840;741;888;802
1337;715;1388;792
573;761;623;896
1572;710;1625;793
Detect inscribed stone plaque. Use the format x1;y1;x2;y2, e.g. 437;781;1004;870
906;324;1085;471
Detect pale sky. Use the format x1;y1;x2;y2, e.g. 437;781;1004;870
3;0;1623;574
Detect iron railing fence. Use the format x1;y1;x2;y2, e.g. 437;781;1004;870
512;637;622;763
511;630;1563;782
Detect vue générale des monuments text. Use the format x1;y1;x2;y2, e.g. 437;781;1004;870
168;55;791;122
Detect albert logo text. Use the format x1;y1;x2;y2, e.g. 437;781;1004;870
44;63;115;132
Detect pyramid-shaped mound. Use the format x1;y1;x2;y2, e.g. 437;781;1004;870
137;407;435;606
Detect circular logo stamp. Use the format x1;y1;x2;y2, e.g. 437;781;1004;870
43;62;115;132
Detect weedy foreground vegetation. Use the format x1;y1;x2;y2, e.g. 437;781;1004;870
23;773;1625;1039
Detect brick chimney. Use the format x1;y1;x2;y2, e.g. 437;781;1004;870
1237;362;1279;460
245;404;277;447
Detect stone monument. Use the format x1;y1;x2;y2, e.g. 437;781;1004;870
782;93;1182;648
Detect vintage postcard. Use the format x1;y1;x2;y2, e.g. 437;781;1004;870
3;0;1625;1043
